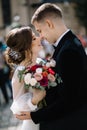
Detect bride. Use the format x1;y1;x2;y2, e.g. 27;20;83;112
5;26;46;130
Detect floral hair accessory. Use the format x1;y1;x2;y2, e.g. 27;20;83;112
9;49;22;60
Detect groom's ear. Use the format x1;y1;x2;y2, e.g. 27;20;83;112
45;19;54;29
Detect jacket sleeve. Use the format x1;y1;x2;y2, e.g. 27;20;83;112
31;49;83;124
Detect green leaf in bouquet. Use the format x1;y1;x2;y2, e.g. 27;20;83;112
50;81;57;87
34;82;40;88
55;73;58;78
39;86;45;90
24;83;30;89
18;69;25;82
33;82;45;90
57;76;63;84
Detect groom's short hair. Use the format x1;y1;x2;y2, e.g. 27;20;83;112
31;3;63;23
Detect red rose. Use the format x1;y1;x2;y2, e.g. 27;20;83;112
48;68;55;75
30;64;42;72
40;77;48;87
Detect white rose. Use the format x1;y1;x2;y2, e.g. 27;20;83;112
50;59;56;67
24;73;31;84
30;78;37;86
36;58;42;64
36;58;46;65
36;68;43;73
46;62;51;68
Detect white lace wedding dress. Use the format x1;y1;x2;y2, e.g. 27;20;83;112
10;66;39;130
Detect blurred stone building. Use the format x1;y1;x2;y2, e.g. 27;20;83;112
0;0;86;37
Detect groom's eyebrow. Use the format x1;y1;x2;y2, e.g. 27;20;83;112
35;27;41;33
36;29;39;32
37;29;41;33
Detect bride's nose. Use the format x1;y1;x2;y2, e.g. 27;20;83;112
36;36;42;42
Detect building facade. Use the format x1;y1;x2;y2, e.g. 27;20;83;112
0;0;86;37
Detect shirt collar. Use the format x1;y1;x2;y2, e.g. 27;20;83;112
54;29;70;47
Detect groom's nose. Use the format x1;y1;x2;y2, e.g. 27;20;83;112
40;36;46;41
38;36;43;43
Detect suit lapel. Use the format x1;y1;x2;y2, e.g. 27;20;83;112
53;30;76;59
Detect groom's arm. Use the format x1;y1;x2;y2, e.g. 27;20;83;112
15;49;83;124
30;49;83;124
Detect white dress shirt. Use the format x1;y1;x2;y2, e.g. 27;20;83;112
54;29;70;47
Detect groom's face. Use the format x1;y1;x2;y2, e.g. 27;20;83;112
33;21;55;43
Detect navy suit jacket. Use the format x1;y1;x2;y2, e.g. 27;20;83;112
31;30;87;130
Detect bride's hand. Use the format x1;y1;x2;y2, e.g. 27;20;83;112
31;88;46;105
15;111;31;120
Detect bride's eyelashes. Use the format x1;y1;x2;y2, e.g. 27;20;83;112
32;36;36;41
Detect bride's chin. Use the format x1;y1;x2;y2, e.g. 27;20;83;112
38;49;46;59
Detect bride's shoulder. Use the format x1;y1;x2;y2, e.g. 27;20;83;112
12;65;26;85
12;65;25;77
14;65;25;72
16;65;25;71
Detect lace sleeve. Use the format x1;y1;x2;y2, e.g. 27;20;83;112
11;66;37;114
12;66;25;99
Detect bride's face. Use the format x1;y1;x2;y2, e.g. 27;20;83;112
32;33;43;54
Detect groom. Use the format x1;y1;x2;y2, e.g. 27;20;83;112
16;3;87;130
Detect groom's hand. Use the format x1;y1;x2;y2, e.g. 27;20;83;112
15;111;31;120
32;88;46;105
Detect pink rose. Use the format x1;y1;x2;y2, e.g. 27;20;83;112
34;73;43;81
48;73;55;82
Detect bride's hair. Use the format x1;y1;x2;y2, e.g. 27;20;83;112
5;26;33;66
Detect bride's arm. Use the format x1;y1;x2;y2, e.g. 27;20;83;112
12;67;25;99
15;89;46;120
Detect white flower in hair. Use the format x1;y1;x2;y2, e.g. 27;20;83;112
15;54;18;60
9;49;21;60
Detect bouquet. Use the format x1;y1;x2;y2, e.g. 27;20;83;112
17;58;63;90
17;57;63;108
